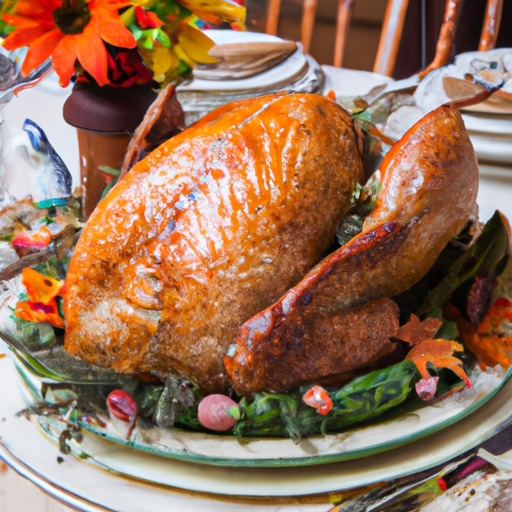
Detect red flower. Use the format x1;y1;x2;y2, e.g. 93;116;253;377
303;385;333;415
134;6;163;30
106;47;153;87
2;0;136;87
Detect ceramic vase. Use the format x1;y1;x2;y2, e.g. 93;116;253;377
63;82;157;218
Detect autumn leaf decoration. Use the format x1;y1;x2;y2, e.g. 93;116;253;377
395;314;471;401
449;298;512;371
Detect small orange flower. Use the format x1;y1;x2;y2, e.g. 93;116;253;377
303;385;333;415
447;298;512;370
406;338;470;400
2;0;136;87
15;298;64;328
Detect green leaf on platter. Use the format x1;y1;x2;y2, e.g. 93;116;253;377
226;405;241;420
235;360;424;441
336;176;382;247
326;361;418;425
136;384;165;420
427;307;459;340
417;210;510;317
154;375;203;430
11;314;57;348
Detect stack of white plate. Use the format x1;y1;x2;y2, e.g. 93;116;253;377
176;30;325;125
462;109;512;165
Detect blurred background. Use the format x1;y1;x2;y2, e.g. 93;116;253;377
244;0;512;78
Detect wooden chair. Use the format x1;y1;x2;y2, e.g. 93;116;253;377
264;0;505;77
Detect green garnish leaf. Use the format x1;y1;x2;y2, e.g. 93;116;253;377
226;405;241;420
417;210;510;316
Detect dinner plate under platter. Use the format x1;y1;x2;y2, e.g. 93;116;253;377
3;353;512;500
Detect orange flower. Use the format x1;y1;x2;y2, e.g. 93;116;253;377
15;298;65;328
2;0;136;87
406;338;470;400
447;299;512;370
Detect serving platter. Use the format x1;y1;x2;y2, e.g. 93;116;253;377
13;348;512;468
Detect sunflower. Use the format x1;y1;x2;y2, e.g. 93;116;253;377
2;0;136;86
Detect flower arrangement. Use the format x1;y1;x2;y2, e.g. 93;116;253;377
0;0;245;88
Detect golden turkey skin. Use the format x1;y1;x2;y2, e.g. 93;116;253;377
63;93;364;392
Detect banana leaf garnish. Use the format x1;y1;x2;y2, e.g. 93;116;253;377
417;210;511;318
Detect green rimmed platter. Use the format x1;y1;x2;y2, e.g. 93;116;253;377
12;346;512;468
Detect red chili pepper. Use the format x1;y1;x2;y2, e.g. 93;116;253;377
107;390;138;422
302;385;333;415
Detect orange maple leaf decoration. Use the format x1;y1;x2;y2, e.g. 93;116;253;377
394;314;442;346
406;338;470;389
397;314;470;401
2;0;136;87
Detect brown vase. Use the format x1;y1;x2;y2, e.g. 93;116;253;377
63;82;157;218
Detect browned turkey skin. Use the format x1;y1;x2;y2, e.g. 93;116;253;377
64;94;478;395
225;105;479;394
63;92;364;392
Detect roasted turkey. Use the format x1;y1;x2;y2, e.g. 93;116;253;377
64;93;478;394
225;105;479;393
64;92;364;392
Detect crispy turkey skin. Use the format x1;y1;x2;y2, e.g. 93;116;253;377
225;105;479;394
63;92;363;392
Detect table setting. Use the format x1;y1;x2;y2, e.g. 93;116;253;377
2;0;512;511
